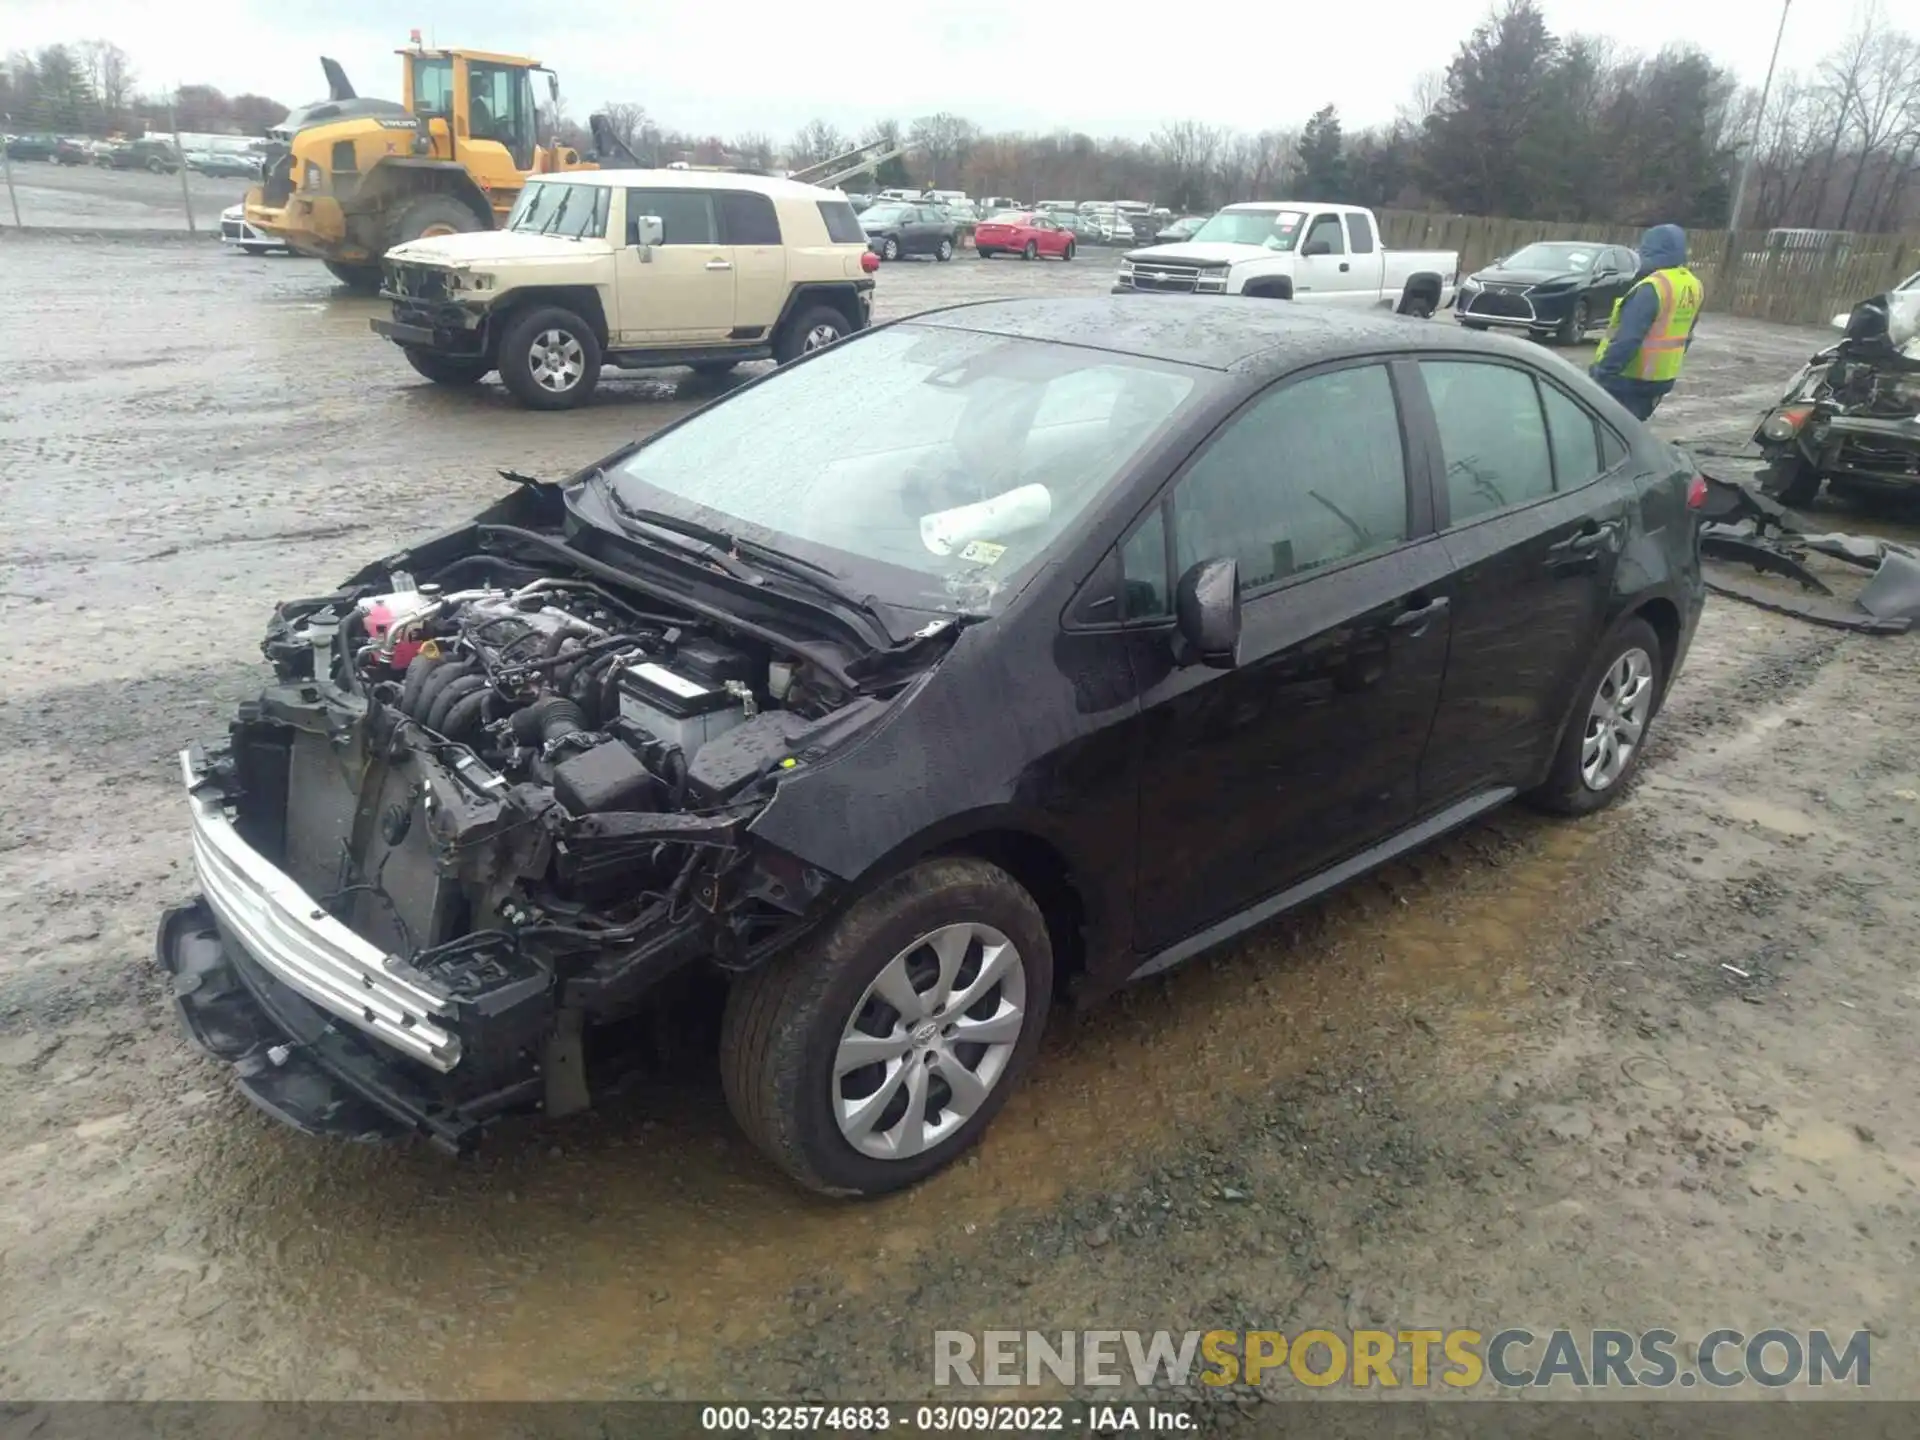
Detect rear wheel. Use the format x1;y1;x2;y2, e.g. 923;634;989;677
1398;290;1437;319
720;857;1054;1196
403;349;489;386
774;304;850;364
391;195;482;247
146;157;166;174
936;237;954;262
1528;617;1664;817
977;248;997;259
324;261;381;294
497;305;602;410
881;236;900;261
1759;455;1822;507
1063;240;1075;261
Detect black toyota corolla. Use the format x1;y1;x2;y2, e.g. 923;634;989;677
159;298;1706;1197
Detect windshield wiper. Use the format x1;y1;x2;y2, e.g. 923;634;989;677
590;474;888;629
538;185;578;236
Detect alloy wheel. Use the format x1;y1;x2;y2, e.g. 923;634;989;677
1580;647;1653;791
528;329;585;393
803;322;841;352
833;922;1027;1160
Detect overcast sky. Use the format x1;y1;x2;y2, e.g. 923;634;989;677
6;0;1900;140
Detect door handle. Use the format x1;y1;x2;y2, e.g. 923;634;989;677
705;259;733;271
1390;594;1450;631
1338;262;1350;272
1549;520;1622;557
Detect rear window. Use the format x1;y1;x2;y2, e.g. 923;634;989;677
818;200;865;245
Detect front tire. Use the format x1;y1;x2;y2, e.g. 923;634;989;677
1759;454;1822;506
936;237;954;262
1528;617;1664;817
882;236;900;261
720;857;1054;1196
324;261;381;293
1022;240;1038;261
774;303;849;364
1557;298;1591;345
1062;240;1075;261
403;348;489;386
497;305;601;409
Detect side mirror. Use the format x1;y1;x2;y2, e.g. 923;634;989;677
1173;558;1241;670
1303;239;1332;258
546;73;560;104
634;214;664;249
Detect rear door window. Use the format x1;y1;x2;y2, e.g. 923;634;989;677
718;191;781;246
1344;211;1376;254
1539;383;1604;490
1419;360;1555;524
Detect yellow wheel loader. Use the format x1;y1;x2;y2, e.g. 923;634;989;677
244;45;599;292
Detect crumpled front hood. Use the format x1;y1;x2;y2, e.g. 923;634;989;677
1125;241;1277;268
386;228;617;268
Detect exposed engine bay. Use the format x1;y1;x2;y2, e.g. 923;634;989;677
167;514;923;1151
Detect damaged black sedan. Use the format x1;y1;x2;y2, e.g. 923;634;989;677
160;298;1704;1197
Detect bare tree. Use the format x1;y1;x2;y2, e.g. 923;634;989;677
788;118;847;170
76;39;133;123
732;131;775;168
1837;28;1920;225
1151;118;1223;208
909;112;978;188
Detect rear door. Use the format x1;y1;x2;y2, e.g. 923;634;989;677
717;190;787;338
1344;210;1390;302
1294;211;1361;303
1126;359;1455;952
1408;356;1634;805
615;187;736;344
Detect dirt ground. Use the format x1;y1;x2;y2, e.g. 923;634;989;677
1;228;1916;1406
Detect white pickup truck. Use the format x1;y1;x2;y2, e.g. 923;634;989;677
1113;202;1457;316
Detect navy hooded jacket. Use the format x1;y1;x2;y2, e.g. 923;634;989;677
1590;224;1694;391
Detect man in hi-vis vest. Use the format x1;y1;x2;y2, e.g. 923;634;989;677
1589;224;1703;421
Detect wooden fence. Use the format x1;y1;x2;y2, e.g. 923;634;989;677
1377;210;1920;328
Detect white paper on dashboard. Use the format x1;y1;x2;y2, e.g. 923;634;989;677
919;484;1053;557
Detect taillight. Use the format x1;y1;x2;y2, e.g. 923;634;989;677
1686;474;1708;510
859;251;880;274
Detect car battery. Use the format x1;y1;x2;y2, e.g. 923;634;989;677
616;659;747;759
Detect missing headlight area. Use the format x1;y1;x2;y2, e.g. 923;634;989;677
164;527;882;1152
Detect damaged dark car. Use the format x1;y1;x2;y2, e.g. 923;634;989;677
160;298;1705;1197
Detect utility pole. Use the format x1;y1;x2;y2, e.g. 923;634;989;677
1;111;21;228
168;89;196;234
1728;0;1795;234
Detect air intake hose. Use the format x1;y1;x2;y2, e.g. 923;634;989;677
510;695;589;748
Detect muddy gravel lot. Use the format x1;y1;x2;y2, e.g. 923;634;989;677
1;227;1916;1406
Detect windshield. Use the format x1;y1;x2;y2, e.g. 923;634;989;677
1502;243;1597;271
506;181;610;239
1188;208;1307;249
606;325;1206;615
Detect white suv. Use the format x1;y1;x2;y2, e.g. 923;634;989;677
372;170;879;409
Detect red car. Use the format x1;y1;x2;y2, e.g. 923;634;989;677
974;212;1075;262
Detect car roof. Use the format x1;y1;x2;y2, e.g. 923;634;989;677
907;296;1549;374
530;168;846;201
